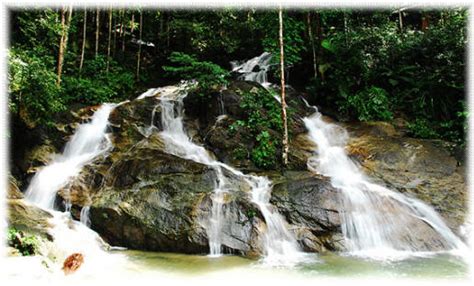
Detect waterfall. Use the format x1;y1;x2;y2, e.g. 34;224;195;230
21;103;128;276
145;84;303;264
303;106;467;260
80;205;91;227
26;104;115;209
231;52;273;87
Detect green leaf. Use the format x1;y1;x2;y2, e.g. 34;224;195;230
321;39;336;53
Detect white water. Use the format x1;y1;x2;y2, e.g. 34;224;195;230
142;84;303;264
303;106;467;260
231;52;273;88
231;52;281;103
20;103;130;277
25;104;115;209
80;205;91;227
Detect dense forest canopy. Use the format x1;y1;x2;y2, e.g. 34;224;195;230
8;8;468;144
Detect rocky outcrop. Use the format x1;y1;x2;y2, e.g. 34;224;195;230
57;107;266;255
14;80;467;257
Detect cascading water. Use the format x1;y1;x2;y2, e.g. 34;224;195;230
141;84;303;264
303;105;467;260
21;102;129;276
80;205;91;227
231;52;281;103
231;52;273;87
25;104;115;209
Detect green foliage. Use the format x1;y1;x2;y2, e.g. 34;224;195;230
342;86;393;121
232;146;248;160
163;52;229;96
258;12;307;69
407;118;439;139
16;9;62;52
62;56;135;105
246;208;257;219
251;131;277;169
238;88;283;132
228;87;283;169
7;228;40;256
8;48;65;126
309;9;467;143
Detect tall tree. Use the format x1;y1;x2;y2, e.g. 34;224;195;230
121;10;126;52
79;9;87;73
112;9;117;57
106;7;112;72
136;10;143;79
57;6;73;87
398;9;404;32
307;12;317;79
279;8;289;167
95;7;100;56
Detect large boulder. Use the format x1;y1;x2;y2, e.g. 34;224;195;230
57;111;266;255
270;171;344;252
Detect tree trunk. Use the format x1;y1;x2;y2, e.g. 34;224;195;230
121;10;126;53
112;9;117;57
79;9;87;73
166;14;170;48
421;12;430;31
307;12;317;79
315;12;323;81
136;11;143;80
398;10;404;32
343;12;349;46
57;6;73;87
95;8;100;57
106;8;112;73
279;8;289;167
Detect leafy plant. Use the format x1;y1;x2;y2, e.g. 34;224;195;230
251;131;277;169
232;146;248;160
163;52;229;96
407;118;439;139
7;228;40;256
343;86;393;121
238;88;283;132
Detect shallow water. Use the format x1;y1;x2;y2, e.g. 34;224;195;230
116;250;468;279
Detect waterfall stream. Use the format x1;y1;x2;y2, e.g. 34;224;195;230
232;52;467;261
231;52;273;87
26;104;115;209
22;103;127;276
141;84;304;264
302;106;467;260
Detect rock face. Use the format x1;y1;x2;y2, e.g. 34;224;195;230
7;199;53;241
270;171;345;252
13;80;468;256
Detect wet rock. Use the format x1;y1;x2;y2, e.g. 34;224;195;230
8;175;24;199
270;171;344;252
7;199;53;241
